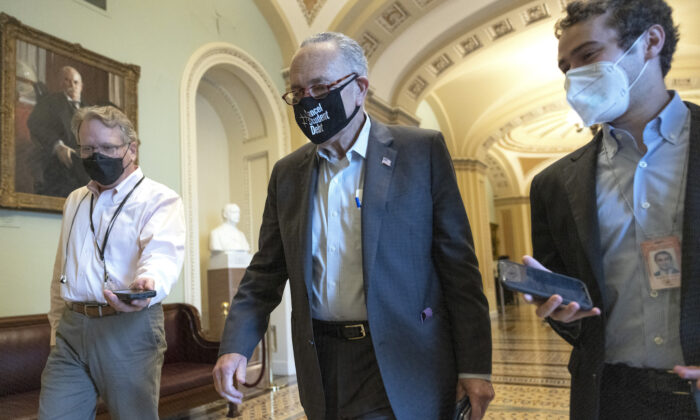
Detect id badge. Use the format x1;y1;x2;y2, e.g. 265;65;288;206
641;236;681;290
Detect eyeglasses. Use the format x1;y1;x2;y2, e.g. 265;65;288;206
78;142;131;157
282;73;358;105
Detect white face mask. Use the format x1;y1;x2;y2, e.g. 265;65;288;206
564;32;649;127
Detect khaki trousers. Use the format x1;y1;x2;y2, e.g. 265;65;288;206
39;304;166;420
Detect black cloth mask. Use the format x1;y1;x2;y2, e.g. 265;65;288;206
293;76;361;144
81;147;129;186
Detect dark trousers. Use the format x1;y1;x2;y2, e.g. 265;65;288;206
313;320;396;420
599;363;700;420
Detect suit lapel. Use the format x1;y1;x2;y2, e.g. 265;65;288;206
564;135;606;300
295;146;319;298
362;120;397;290
680;102;700;363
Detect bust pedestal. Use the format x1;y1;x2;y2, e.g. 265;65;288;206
207;251;252;338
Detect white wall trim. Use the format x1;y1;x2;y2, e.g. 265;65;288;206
179;42;290;312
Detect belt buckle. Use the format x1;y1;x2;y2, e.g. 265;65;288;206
344;323;366;340
83;303;104;317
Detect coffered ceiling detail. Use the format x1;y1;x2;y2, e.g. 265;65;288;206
297;0;326;25
376;2;411;33
391;0;565;108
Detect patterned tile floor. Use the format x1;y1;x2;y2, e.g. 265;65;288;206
171;304;572;419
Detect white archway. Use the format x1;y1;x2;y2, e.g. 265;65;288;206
179;42;290;312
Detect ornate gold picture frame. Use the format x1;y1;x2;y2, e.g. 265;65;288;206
0;13;139;212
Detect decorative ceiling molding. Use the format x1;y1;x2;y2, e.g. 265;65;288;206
480;99;592;154
359;31;381;59
485;154;510;196
494;196;530;206
453;158;488;174
297;0;326;25
412;0;438;7
407;76;428;99
366;88;421;126
669;77;700;90
391;0;564;109
487;19;514;40
429;53;453;76
456;35;482;57
523;3;550;25
376;2;411;33
330;0;446;67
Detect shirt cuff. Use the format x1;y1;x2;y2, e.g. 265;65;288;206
458;373;492;381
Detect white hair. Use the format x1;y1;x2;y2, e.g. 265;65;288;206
300;32;368;77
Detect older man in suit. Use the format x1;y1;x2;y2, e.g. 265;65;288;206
524;1;700;418
213;32;494;420
27;65;90;197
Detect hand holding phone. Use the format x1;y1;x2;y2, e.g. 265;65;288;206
518;256;601;322
113;288;156;302
454;396;471;420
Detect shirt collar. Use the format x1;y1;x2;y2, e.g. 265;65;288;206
87;167;143;203
601;90;688;159
656;91;688;145
316;114;371;163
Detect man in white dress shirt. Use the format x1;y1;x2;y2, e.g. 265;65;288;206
38;106;186;420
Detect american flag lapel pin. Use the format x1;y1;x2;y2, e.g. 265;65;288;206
381;157;392;167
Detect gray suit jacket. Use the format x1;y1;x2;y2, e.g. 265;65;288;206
220;119;492;420
530;102;700;419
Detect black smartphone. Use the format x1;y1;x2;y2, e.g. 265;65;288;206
454;396;471;420
498;260;594;311
113;289;156;302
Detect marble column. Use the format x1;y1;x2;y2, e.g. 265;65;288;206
453;158;497;316
494;196;533;262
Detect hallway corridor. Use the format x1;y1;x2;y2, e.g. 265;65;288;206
175;304;572;419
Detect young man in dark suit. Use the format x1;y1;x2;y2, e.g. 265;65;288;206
524;1;700;418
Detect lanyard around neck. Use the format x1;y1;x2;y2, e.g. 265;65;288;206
89;176;145;266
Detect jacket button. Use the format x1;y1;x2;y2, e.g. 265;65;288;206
308;339;314;346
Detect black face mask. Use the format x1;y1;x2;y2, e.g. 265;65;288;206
293;76;361;145
82;148;129;186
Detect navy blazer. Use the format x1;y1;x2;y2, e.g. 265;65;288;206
220;118;492;420
530;102;700;419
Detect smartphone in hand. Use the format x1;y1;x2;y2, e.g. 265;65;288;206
498;260;593;311
113;289;156;302
454;396;471;420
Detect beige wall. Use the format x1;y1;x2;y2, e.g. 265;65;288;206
0;0;285;316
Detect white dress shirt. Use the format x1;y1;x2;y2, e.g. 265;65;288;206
311;117;370;321
49;168;186;340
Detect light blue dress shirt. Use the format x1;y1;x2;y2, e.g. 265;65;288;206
311;117;371;321
596;91;690;369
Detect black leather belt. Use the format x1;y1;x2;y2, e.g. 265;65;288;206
68;302;118;318
603;363;695;395
313;319;369;340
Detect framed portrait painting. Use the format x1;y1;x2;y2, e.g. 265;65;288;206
0;13;139;212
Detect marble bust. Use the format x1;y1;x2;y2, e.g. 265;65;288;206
209;203;250;253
